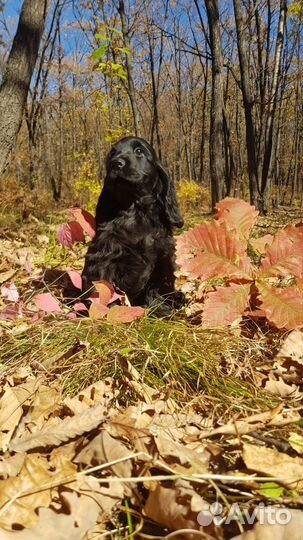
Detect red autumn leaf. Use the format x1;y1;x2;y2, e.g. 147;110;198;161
73;302;88;312
57;221;85;248
176;221;252;280
1;283;19;302
202;283;251;327
89;302;109;320
257;281;303;330
67;269;82;290
34;293;62;313
215;197;259;239
250;234;274;255
93;280;115;305
67;312;78;320
106;305;145;323
283;223;303;244
260;227;303;278
69;208;96;239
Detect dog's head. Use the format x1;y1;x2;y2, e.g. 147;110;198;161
105;136;183;228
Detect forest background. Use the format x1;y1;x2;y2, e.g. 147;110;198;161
0;0;302;222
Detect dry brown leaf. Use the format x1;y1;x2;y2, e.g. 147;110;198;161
106;419;152;456
63;378;117;414
30;385;60;425
274;330;303;364
242;443;303;490
0;379;41;451
0;455;53;530
199;407;300;438
155;434;210;474
0;385;24;451
0;268;16;284
70;474;124;514
0;453;25;478
230;508;303;540
264;378;299;397
75;430;134;496
144;479;207;532
10;402;109;452
0;480;121;540
49;442;79;470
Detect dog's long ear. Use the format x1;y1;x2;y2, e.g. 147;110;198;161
157;161;184;228
95;185;116;224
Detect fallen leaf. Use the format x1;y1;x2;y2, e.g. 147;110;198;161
0;269;16;285
34;293;62;313
155;433;210;474
0;380;40;451
89;302;109;320
93;280;115;305
199;407;300;438
1;282;19;302
66;269;82;290
0;453;25;478
242;443;303;490
274;330;303;365
264;378;299;397
144;479;207;532
75;431;134;496
0;477;122;540
107;305;145;323
10;402;109;452
0;454;53;530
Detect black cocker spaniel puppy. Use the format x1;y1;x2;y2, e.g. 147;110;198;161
82;136;184;308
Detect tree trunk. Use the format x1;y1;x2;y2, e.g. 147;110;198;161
0;0;49;176
233;0;260;209
204;0;224;209
117;0;140;137
261;0;287;200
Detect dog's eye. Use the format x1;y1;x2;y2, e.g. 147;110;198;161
134;146;144;156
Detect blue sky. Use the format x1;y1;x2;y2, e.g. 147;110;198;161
2;0;22;40
1;0;88;59
3;0;22;16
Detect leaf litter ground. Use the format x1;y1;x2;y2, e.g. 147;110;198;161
1;207;303;539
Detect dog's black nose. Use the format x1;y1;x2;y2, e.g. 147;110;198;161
112;157;126;170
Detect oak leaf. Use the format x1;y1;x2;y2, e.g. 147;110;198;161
176;221;252;280
257;281;303;330
260;227;303;278
215;197;259;239
202;282;251;327
10;402;109;452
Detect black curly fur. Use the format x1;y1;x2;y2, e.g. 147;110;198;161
82;136;184;307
